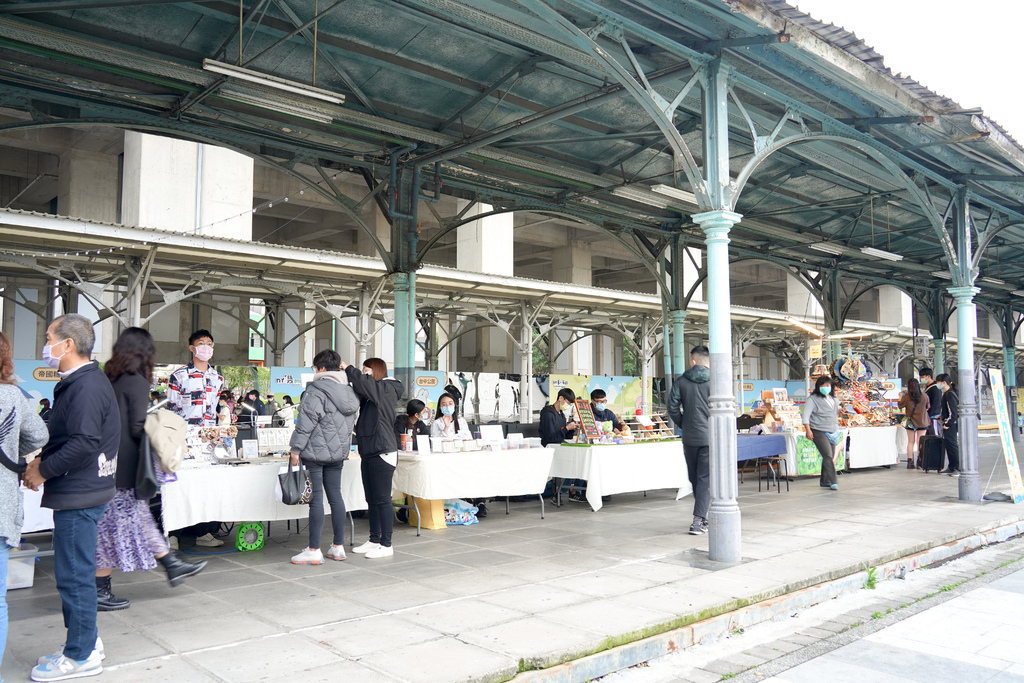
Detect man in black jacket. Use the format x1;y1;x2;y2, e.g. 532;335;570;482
920;368;943;436
668;345;711;536
24;314;118;681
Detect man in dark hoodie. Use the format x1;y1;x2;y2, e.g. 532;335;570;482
288;350;359;565
668;345;711;536
24;314;119;681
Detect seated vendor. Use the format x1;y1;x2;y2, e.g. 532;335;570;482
431;393;472;440
540;388;579;446
395;398;430;449
590;389;623;433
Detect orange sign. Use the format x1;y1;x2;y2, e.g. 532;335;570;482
31;367;59;381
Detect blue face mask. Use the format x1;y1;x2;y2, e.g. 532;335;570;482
441;405;455;416
820;386;831;396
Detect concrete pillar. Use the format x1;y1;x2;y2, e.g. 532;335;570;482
551;240;592;285
122;132;253;239
878;286;913;327
949;286;981;501
358;209;392;258
457;202;514;275
58;148;119;223
693;209;743;563
786;273;824;320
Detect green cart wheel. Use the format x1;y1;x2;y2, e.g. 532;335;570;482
235;522;265;551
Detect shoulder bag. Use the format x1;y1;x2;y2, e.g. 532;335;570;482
278;461;313;505
134;434;159;501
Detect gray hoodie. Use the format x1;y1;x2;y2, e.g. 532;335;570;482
668;364;711;447
289;371;359;464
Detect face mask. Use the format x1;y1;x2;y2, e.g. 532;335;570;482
594;401;607;409
820;386;831;396
194;345;214;362
42;340;69;370
562;405;574;417
441;405;455;417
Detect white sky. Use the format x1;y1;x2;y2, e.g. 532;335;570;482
787;1;1024;142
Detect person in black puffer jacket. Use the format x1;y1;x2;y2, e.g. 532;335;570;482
344;357;403;559
667;345;711;536
288;349;359;565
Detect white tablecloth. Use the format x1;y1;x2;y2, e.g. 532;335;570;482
392;447;554;500
22;486;54;534
162;457;365;531
847;426;900;468
549;441;691;511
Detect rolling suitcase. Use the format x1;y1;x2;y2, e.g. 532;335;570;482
919;435;944;473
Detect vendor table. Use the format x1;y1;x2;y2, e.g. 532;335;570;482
735;434;788;462
162;456;366;532
22;487;53;534
393;447;554;503
846;425;900;468
549;441;690;511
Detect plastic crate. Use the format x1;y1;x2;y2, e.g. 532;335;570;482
6;543;38;590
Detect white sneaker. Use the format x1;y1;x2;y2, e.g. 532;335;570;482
30;649;103;681
364;545;394;559
326;545;347;561
290;548;324;565
352;540;380;554
37;638;105;666
195;533;224;547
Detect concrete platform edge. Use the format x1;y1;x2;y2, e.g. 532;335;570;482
509;514;1024;683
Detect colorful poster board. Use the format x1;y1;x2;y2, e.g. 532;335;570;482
794;435;846;475
987;369;1024;504
574;399;600;441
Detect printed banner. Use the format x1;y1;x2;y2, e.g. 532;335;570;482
794;435;846;475
987;369;1024;504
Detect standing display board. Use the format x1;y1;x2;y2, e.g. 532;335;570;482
988;369;1024;503
793;434;846;475
574;399;601;441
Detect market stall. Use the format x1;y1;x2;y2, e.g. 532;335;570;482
846;425;900;468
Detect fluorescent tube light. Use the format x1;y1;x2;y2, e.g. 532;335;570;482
931;271;952;280
220;91;335;124
651;184;699;205
827;330;872;340
611;186;669;208
204;59;345;105
860;246;903;262
785;316;824;336
809;242;844;255
981;277;1006;286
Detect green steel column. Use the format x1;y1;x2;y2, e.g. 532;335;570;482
931;339;945;376
391;272;416;400
1004;345;1019;443
670;309;689;383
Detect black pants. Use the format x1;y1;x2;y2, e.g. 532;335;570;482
943;425;960;471
305;460;346;548
811;429;838;486
361;453;396;547
683;444;710;519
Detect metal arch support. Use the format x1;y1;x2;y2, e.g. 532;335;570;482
416;204;671;291
519;0;707;203
733;132;959;271
0;253;129;327
0;118;396;270
974;221;1024;271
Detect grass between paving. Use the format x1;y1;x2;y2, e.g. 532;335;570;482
507;537;1024;682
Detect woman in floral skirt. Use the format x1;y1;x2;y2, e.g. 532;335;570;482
94;328;207;611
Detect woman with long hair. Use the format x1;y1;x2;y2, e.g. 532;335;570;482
430;393;472;440
801;376;842;490
898;377;931;469
343;357;403;559
94;328;206;611
0;332;50;674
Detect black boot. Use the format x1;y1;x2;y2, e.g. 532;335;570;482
96;575;130;611
159;552;207;588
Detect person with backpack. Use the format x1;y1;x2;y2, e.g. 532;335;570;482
0;331;50;679
288;350;359;565
93;328;207;611
936;373;960;475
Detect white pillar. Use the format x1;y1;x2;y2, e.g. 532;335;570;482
457;202;514;275
58;148;119;223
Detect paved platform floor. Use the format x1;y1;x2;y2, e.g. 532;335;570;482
3;436;1022;683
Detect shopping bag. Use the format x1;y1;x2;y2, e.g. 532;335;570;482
407;496;446;530
277;462;312;505
443;499;479;526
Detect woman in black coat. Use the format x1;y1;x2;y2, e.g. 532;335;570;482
94;328;206;610
343;357;403;559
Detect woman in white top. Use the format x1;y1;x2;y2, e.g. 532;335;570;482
430;393;472;440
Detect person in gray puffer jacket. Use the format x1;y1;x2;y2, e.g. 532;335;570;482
668;345;712;536
287;349;359;565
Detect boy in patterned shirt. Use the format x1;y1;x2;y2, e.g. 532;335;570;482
167;329;224;427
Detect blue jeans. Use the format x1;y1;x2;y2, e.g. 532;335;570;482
53;504;107;661
304;461;346;548
0;538;9;682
